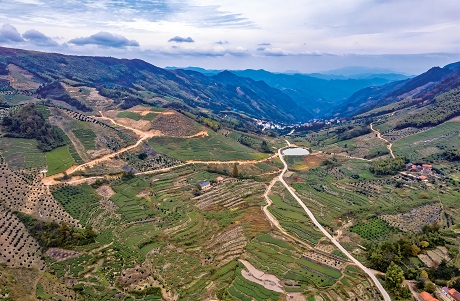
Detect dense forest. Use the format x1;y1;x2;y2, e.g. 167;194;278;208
1;104;65;151
395;88;460;129
16;212;96;249
370;156;406;175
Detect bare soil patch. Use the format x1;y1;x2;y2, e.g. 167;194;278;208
240;206;271;237
239;259;284;293
4;64;41;90
150;111;203;137
44;248;79;262
96;185;115;198
303;153;323;169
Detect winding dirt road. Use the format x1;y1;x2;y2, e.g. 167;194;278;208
370;123;395;159
261;176;313;250
185;153;278;165
274;142;391;301
42;111;279;185
42;112;157;185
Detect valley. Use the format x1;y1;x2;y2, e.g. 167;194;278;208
0;47;459;301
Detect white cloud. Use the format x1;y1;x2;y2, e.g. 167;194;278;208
68;32;139;48
22;29;58;46
0;0;458;73
0;24;24;43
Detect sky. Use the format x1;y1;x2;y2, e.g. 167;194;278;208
0;0;459;74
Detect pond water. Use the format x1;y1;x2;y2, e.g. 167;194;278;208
282;147;310;156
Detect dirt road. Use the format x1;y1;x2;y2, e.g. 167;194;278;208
261;176;313;250
42;111;279;185
42;112;157;185
277;142;391;301
185;153;278;165
370;123;395;159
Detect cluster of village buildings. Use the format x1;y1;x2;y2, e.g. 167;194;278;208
255;117;344;131
415;286;460;301
401;163;434;182
439;287;460;301
401;279;460;301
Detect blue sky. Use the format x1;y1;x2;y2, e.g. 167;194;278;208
0;0;459;73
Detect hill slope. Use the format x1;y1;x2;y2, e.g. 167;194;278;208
0;46;308;123
339;61;460;117
170;67;407;117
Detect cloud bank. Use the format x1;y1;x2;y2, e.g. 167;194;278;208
0;24;24;43
69;32;139;47
22;29;58;46
168;36;195;43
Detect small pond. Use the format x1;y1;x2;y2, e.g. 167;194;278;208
282;147;310;156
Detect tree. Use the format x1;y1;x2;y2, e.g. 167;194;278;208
2;104;65;151
451;277;460;291
400;285;411;299
369;156;405;175
420;270;429;279
386;262;405;294
260;141;271;153
424;281;435;293
410;244;421;256
232;163;239;178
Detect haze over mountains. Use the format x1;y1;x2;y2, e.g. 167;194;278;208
167;66;411;117
0;46;459;124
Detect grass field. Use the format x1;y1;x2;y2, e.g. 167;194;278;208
149;130;268;161
72;127;96;150
53;126;83;164
45;145;75;176
117;111;142;121
0;137;46;169
142;112;158;120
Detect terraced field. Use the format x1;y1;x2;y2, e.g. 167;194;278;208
149;130;267;161
193;179;266;210
392;121;460;160
0;105;415;301
0;137;46;169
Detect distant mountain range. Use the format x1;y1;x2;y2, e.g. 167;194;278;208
0;47;308;123
0;46;458;124
166;66;411;116
337;61;460;117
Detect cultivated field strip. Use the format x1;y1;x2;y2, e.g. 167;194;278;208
204;226;247;267
193;180;266;209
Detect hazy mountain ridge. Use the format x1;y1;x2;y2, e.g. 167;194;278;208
339;61;460;117
0;47;308;123
0;46;458;124
168;66;410;117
